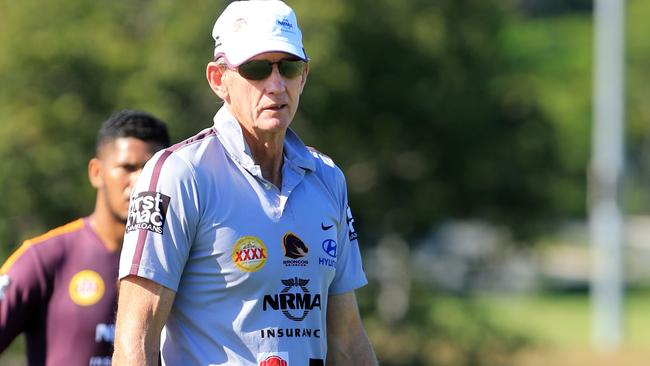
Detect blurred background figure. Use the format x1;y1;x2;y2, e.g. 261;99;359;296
0;110;170;366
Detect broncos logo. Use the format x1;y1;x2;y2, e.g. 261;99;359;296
282;232;308;259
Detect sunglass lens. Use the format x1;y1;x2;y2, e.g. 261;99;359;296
238;59;305;80
238;60;273;80
279;60;305;78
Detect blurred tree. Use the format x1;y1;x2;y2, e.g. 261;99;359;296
0;0;222;250
297;0;562;244
0;0;568;254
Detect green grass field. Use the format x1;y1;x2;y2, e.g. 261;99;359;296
478;291;650;348
364;288;650;365
473;291;650;366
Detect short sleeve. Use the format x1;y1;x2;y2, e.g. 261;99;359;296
328;174;368;295
0;246;49;352
119;150;200;292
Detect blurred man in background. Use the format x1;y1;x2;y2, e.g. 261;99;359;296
0;110;170;366
113;1;377;365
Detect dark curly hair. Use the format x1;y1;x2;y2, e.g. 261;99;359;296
96;110;171;155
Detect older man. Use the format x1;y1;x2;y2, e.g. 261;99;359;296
113;1;377;365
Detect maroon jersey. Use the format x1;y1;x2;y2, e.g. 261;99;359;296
0;218;119;366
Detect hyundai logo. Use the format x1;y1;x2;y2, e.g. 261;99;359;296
321;239;337;258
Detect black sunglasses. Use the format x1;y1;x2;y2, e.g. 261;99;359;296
234;59;306;81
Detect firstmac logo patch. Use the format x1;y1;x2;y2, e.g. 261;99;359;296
126;191;171;234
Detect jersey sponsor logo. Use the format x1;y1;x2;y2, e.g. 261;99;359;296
69;270;105;306
89;357;112;366
232;236;268;272
320;222;334;231
319;239;337;268
321;239;337;258
95;323;115;343
126;191;171;234
346;206;358;241
260;327;321;339
263;278;321;321
282;232;308;267
0;274;10;300
258;352;289;366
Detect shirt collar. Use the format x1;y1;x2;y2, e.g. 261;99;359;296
213;106;315;174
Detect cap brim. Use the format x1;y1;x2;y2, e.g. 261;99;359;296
220;39;307;66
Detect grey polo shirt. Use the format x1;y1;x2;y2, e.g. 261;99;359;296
119;106;367;366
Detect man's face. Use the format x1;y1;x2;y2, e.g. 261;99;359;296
92;137;161;223
220;52;308;136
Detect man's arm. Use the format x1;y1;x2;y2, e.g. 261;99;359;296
112;275;175;366
326;291;377;366
0;248;48;354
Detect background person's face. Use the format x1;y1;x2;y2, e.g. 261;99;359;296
94;137;160;223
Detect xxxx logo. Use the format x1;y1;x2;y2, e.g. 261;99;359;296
232;236;268;272
68;270;105;306
235;247;265;262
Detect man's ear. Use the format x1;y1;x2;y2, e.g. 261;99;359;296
88;157;103;189
206;62;229;102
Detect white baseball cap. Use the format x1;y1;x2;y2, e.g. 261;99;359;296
212;0;308;66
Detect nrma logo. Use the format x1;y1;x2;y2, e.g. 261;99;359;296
277;19;293;29
95;323;115;343
263;278;321;321
126;191;170;234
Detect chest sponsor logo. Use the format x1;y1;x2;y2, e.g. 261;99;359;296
0;274;10;301
260;327;321;339
319;239;337;268
95;323;115;343
258;353;289;366
263;277;321;321
232;236;268;272
126;191;171;234
89;357;112;366
282;232;308;267
69;270;105;306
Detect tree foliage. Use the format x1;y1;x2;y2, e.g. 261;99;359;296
297;0;562;243
0;0;572;251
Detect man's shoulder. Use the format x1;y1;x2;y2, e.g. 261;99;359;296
303;146;350;203
0;218;87;274
147;127;221;175
23;218;87;248
306;146;345;179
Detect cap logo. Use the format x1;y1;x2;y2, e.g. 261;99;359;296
277;19;293;29
233;18;248;32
